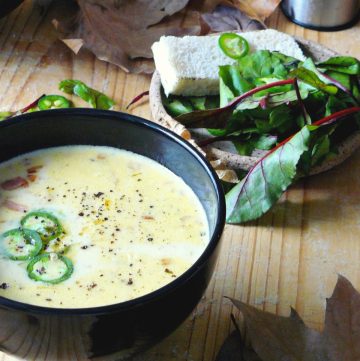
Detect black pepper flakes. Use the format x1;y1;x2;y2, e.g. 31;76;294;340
127;278;133;285
0;283;9;289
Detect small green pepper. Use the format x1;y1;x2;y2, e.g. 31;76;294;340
38;95;71;110
27;253;73;284
218;33;249;60
0;228;42;260
21;211;63;242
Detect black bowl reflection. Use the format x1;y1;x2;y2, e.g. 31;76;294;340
0;109;225;360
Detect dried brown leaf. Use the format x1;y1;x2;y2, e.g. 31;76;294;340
227;275;360;361
248;0;282;20
55;0;200;73
216;329;262;361
323;275;360;360
201;4;264;33
231;298;324;361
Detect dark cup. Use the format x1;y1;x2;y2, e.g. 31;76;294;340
0;109;225;360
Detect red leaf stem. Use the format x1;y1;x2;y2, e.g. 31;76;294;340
264;106;360;160
126;91;149;110
20;94;45;113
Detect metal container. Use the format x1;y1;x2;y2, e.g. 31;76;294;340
282;0;360;31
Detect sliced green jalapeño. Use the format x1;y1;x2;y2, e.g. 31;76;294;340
27;253;73;284
0;228;42;260
38;95;71;110
218;33;249;60
21;211;63;242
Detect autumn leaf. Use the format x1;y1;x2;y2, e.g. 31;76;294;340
54;0;200;73
53;0;280;73
218;275;360;361
201;4;264;33
216;315;262;361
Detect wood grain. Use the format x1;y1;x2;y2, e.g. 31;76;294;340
0;1;360;360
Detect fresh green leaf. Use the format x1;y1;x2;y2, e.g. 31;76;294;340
311;135;330;166
236;50;298;81
234;134;277;156
176;78;297;128
189;97;206;111
290;67;338;94
325;95;348;116
326;71;351;90
318;56;360;75
254;134;278;150
226;125;312;223
59;80;115;110
269;106;293;131
164;99;193;116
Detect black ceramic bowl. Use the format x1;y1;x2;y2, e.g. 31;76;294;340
0;0;23;18
0;109;225;360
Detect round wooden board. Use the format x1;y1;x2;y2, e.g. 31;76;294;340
149;36;360;176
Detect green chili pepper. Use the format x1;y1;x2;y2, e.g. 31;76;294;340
21;211;63;242
27;253;73;284
218;33;249;60
0;228;42;260
38;95;71;110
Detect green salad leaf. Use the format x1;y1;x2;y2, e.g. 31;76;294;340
318;56;360;75
226;125;312;223
225;107;360;223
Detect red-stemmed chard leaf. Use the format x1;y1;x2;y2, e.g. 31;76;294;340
176;78;299;129
226;106;360;223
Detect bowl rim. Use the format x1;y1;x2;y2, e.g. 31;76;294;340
0;108;226;315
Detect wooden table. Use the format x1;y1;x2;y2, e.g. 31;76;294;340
1;2;360;360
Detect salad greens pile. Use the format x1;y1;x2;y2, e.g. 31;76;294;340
162;33;360;223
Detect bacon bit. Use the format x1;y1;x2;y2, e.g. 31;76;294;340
161;258;171;266
1;177;29;190
27;174;37;182
97;154;106;160
27;165;43;174
142;215;154;220
3;199;28;213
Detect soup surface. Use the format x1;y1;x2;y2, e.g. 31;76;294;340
0;146;209;308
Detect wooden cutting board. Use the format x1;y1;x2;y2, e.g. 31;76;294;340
1;1;360;360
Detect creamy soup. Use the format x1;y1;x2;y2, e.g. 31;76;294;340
0;146;209;308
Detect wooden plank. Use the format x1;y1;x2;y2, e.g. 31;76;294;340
0;1;360;360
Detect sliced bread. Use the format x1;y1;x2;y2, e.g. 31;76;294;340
152;29;306;96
